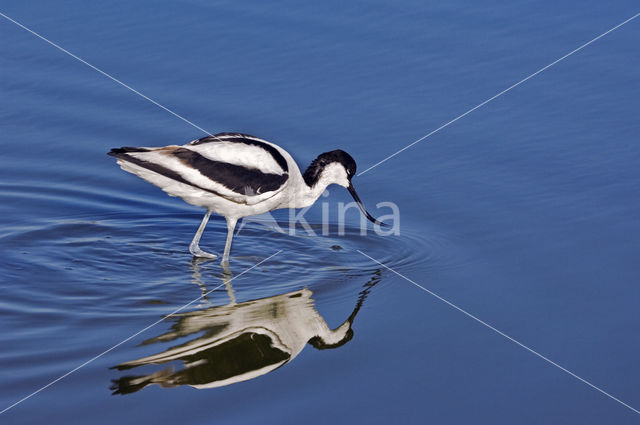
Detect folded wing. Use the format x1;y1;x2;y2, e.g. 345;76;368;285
108;133;290;205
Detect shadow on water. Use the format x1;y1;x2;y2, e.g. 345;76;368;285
110;264;382;395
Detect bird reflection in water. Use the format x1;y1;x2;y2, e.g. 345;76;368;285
110;264;381;394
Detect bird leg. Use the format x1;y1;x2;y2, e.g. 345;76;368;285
221;217;238;264
189;210;217;259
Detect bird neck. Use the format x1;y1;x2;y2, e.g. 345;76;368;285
288;160;335;208
291;159;350;208
291;179;330;209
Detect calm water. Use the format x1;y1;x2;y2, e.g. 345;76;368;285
1;1;639;424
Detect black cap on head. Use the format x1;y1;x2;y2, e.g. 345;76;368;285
302;150;356;187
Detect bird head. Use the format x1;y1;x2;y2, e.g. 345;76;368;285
303;150;386;226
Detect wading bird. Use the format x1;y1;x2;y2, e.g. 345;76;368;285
109;133;384;263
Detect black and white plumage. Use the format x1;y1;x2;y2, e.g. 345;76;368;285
108;132;383;263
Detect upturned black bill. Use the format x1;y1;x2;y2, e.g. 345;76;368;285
347;184;387;227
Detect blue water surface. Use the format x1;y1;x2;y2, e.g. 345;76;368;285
1;1;639;424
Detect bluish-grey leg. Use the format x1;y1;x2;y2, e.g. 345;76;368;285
189;210;217;259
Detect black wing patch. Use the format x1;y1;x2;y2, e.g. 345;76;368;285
172;148;288;195
108;148;228;198
190;133;289;173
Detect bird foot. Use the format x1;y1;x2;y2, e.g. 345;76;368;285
189;244;218;259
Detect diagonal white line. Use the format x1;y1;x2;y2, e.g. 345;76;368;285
357;12;640;176
0;250;282;415
357;250;640;415
0;11;214;137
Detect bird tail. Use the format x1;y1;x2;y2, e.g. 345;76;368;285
108;147;150;158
